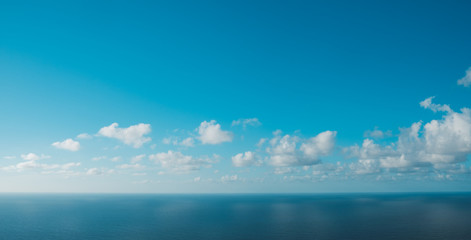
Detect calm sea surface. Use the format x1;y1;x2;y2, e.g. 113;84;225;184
0;193;470;240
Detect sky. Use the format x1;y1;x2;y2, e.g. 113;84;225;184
0;0;471;193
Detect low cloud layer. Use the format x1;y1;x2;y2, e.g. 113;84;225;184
149;150;218;173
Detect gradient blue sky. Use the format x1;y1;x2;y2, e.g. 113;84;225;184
1;0;471;193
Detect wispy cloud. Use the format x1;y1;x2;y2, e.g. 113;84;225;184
457;67;471;87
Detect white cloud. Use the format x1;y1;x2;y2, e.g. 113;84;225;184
116;163;145;169
232;151;258;167
85;168;114;176
86;168;102;175
20;153;50;161
149;151;217;173
180;137;195;147
92;156;107;161
2;160;80;172
257;138;267;147
77;133;92;139
52;138;80;151
266;130;337;166
274;167;298;175
420;96;452;113
163;137;195;147
97;123;151;148
61;162;81;169
2;156;16;160
197;120;233;144
364;127;392;139
221;174;238;182
110;156;121;162
232;118;261;129
347;97;471;173
457;67;471;87
131;154;146;163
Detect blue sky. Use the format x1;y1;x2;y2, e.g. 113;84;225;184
1;0;471;193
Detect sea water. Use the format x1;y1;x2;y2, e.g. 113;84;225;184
0;193;470;240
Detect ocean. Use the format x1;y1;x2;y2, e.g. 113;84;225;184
0;193;470;240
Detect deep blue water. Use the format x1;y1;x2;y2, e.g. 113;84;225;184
1;193;471;240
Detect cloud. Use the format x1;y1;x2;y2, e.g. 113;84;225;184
232;118;261;129
420;96;452;113
266;130;337;166
77;133;92;139
163;137;195;147
364;127;392;139
257;138;267;147
457;67;471;87
197;120;233;144
347;97;471;173
232;151;259;167
116;163;145;169
92;156;107;161
52;138;80;151
2;156;16;160
221;174;238;182
180;137;195;147
149;151;217;173
97;123;151;148
274;167;299;175
86;168;102;175
85;168;114;176
2;160;80;172
20;153;50;161
131;154;146;163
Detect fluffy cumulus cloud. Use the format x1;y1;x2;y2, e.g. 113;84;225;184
348;97;471;174
197;120;233;144
232;151;258;167
266;130;337;167
98;123;151;148
457;67;471;87
232;118;261;128
52;138;80;151
149;150;218;173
